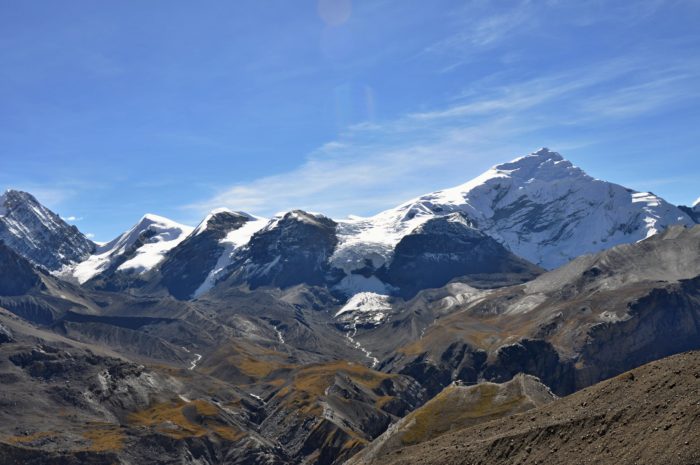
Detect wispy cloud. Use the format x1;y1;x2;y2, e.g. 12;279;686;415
187;55;700;219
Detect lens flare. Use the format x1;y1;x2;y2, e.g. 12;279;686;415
317;0;352;26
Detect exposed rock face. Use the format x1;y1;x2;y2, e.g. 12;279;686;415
159;210;253;299
483;339;576;394
347;374;556;465
379;214;542;298
0;190;94;270
372;351;700;465
0;242;42;296
382;342;487;397
221;211;343;289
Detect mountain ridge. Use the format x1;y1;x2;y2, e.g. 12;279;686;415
5;148;696;304
0;189;94;270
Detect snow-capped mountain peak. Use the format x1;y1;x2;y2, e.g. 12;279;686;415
693;197;700;209
332;148;695;275
68;213;193;283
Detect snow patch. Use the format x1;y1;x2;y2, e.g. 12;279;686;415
335;292;392;318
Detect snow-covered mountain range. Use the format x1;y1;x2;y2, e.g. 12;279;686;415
3;148;698;302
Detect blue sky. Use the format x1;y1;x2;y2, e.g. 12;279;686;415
1;0;699;241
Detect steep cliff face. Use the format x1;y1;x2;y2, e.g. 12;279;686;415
0;190;94;270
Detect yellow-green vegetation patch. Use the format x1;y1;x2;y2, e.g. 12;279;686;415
200;339;293;382
400;383;527;445
4;431;57;445
374;395;395;409
273;361;395;417
128;398;243;441
82;423;125;451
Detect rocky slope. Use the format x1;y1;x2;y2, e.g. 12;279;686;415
0;306;286;465
347;374;556;465
0;245;425;465
376;224;700;397
0;190;94;270
370;350;700;465
0;242;43;296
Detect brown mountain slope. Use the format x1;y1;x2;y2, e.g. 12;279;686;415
347;374;556;464
370;350;700;465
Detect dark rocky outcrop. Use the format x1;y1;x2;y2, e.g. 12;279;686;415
159;211;252;299
221;211;343;289
379;214;542;298
483;339;575;396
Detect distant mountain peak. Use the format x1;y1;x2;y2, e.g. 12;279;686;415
0;188;94;270
332;148;695;278
491;147;583;182
66;213;193;284
693;197;700;208
140;213;179;224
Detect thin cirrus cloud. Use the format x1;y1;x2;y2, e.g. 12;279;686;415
187;55;700;220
